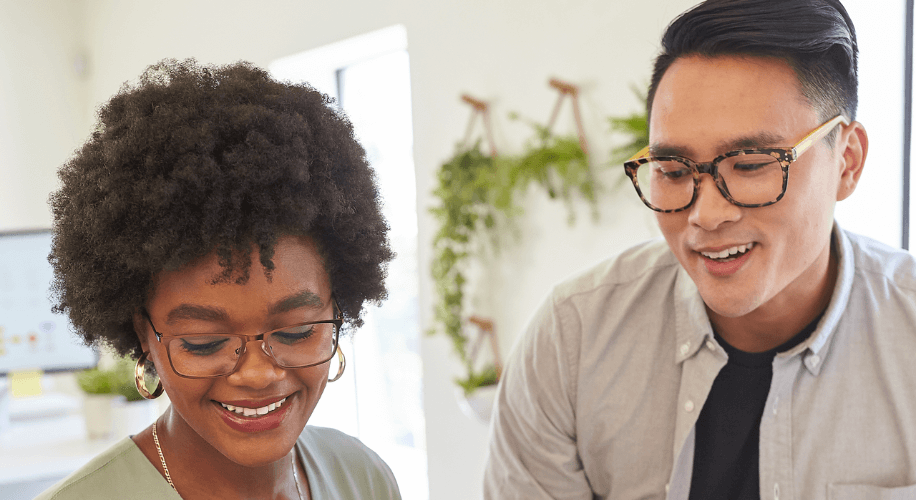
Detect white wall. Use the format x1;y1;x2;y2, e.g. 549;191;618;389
0;0;86;230
1;0;904;499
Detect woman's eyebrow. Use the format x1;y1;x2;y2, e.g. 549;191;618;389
166;304;228;324
268;290;323;315
163;290;322;324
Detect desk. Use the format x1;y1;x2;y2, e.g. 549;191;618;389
0;413;120;486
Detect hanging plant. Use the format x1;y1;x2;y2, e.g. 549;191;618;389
430;141;505;392
429;82;649;396
507;116;595;222
430;83;598;395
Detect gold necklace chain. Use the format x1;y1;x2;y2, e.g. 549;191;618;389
152;420;304;499
151;420;174;489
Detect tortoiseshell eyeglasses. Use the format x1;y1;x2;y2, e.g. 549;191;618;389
623;115;849;213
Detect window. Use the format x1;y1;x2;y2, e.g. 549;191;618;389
834;0;908;249
270;25;427;500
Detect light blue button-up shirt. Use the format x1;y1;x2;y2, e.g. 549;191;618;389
485;223;916;499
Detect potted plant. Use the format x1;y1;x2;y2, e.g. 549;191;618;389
76;356;158;439
77;363;125;439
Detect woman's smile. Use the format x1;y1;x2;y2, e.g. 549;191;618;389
215;394;295;433
218;396;289;417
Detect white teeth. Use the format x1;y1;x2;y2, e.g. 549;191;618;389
701;242;754;260
219;397;288;417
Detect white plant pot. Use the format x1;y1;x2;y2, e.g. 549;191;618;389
456;384;499;424
83;394;125;440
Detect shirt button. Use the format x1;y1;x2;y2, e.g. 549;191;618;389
774;482;780;500
665;483;670;493
705;340;715;351
772;397;779;416
809;354;821;367
680;342;691;355
685;400;695;412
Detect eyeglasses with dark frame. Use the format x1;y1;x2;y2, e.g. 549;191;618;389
142;300;343;379
623;115;850;213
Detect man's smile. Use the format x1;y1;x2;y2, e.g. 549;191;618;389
699;242;755;261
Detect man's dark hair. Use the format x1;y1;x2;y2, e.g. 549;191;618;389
647;0;858;128
49;59;393;358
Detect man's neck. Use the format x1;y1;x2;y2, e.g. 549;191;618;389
707;242;838;353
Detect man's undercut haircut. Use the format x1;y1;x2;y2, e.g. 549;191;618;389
647;0;858;140
50;59;393;358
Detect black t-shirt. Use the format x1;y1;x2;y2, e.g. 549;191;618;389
687;316;821;500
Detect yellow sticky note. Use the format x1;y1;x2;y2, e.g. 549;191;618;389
11;370;43;397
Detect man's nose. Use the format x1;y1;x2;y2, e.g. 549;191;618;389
686;174;742;230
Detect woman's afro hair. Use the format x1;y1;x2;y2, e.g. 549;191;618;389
49;58;393;359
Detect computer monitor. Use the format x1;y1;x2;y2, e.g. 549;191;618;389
0;229;98;375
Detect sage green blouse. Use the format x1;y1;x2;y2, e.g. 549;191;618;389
35;426;401;499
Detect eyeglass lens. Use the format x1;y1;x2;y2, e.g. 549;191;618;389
166;322;338;377
635;153;783;211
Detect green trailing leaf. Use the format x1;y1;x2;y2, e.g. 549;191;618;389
455;364;501;396
609;85;650;166
609;112;649;164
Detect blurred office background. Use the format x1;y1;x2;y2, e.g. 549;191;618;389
0;1;910;499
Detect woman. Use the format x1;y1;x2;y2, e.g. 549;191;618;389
37;59;400;499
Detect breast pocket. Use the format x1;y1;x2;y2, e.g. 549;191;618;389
829;483;916;500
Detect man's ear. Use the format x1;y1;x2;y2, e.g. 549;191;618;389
133;310;150;353
835;120;868;202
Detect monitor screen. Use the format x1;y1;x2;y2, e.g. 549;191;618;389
0;230;98;375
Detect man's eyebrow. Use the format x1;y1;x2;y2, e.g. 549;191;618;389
649;144;690;157
650;132;787;159
268;290;324;315
166;304;228;324
718;131;786;151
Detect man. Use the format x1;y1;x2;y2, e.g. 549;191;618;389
484;1;916;499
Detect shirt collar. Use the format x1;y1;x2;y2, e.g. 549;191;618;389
779;221;854;375
674;261;714;364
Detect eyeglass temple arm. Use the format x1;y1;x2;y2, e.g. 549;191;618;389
141;309;164;343
791;115;850;159
626;145;651;163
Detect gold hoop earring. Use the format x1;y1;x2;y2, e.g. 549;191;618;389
135;351;164;399
328;346;346;382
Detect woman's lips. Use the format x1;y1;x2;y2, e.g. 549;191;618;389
219;397;287;417
215;395;293;433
